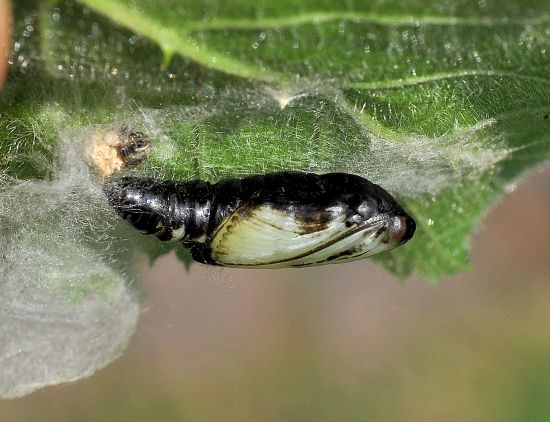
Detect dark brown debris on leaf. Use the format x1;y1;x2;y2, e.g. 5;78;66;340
85;128;150;178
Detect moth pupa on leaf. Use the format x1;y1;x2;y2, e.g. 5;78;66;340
103;171;416;268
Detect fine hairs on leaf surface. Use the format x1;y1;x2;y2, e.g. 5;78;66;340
0;0;549;397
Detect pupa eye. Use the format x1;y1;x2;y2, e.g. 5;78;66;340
104;171;415;268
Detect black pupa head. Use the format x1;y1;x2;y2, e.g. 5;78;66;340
329;172;416;246
388;213;416;244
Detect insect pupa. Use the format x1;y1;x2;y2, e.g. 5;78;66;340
103;171;416;268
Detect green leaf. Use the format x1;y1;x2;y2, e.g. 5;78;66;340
2;0;549;282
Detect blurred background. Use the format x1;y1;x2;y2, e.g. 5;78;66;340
0;167;548;421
